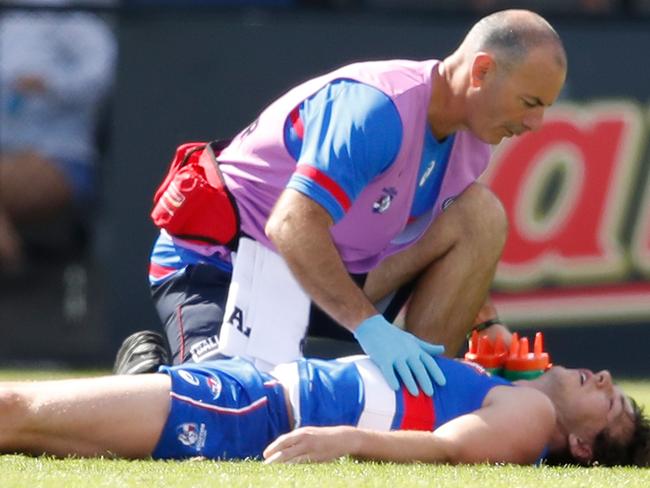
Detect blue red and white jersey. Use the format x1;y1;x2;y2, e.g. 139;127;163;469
270;355;511;432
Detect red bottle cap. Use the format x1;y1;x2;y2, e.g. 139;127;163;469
504;332;551;372
464;330;507;369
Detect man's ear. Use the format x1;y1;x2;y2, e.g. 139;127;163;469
568;433;593;464
470;52;494;87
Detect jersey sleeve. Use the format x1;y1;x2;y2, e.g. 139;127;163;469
284;79;402;222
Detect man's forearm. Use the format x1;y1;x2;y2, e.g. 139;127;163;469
351;428;454;464
267;190;447;396
263;426;454;464
266;190;376;330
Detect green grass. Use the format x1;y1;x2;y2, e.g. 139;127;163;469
0;370;648;487
1;457;649;488
620;380;650;409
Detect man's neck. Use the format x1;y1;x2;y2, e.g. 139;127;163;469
428;55;467;140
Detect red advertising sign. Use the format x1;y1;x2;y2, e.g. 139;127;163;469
482;102;650;326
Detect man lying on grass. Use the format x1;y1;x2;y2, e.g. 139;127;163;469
0;355;648;466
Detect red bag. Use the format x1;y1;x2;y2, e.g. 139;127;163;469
151;140;239;247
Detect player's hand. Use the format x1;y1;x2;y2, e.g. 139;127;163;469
263;426;359;464
353;314;446;396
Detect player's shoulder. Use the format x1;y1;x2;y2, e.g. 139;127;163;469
484;385;557;463
489;384;557;428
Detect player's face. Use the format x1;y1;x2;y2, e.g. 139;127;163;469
545;366;635;449
468;46;566;145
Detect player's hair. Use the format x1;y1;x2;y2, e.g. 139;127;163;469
465;10;567;74
545;398;650;467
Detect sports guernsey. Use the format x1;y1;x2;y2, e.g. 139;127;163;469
149;59;491;281
271;356;511;432
151;355;510;460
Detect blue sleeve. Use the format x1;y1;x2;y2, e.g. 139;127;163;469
284;79;402;222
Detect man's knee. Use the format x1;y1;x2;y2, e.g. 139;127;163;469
455;183;508;247
152;264;230;364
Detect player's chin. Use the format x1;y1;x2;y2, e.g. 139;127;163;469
546;365;569;380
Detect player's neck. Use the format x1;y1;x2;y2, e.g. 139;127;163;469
515;379;568;454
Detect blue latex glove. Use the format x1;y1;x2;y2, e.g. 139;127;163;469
353;314;446;396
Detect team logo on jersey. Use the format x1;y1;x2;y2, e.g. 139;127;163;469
207;376;222;399
372;187;398;214
442;196;456;211
177;422;207;450
178;370;200;386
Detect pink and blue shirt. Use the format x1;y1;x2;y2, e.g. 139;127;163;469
150;59;491;283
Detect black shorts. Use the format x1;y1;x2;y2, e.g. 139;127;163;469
152;263;414;364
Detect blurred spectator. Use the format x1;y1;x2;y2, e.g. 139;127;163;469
0;0;117;275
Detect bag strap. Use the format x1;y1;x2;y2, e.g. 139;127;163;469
204;139;241;251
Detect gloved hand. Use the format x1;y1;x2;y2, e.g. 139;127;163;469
353;314;446;396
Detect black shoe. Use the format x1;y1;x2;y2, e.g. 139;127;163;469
113;330;171;375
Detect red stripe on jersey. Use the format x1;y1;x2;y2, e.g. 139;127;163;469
149;262;178;279
294;165;352;212
399;388;435;431
289;107;304;139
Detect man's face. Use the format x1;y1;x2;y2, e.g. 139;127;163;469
544;366;635;455
467;47;566;145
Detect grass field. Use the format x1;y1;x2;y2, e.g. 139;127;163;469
0;370;648;488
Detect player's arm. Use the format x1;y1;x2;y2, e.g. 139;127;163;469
264;387;555;464
356;387;554;464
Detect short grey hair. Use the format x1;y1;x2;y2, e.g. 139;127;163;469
464;9;567;73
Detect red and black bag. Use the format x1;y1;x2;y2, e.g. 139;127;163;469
150;139;239;248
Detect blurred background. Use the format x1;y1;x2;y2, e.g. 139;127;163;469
0;0;648;375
